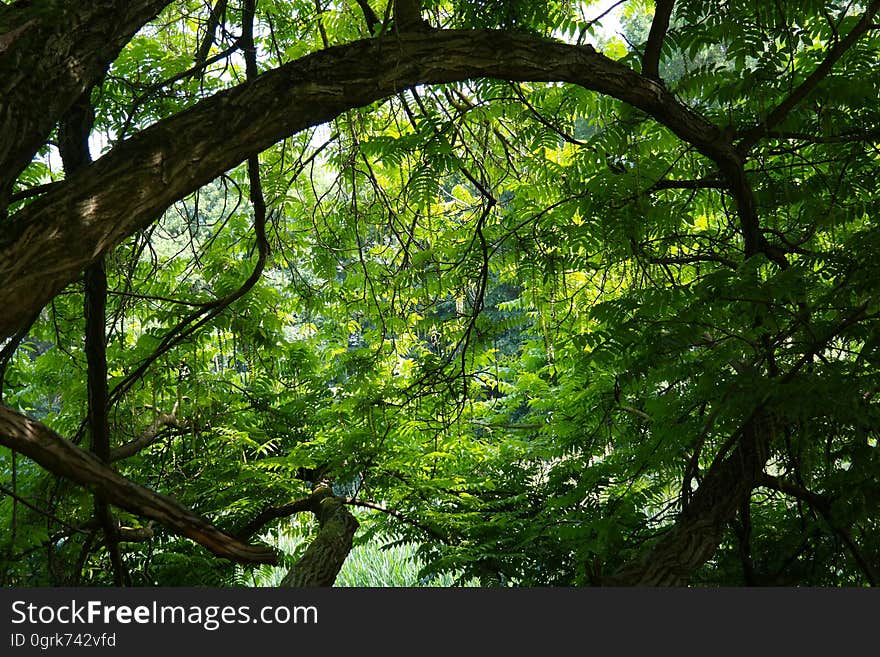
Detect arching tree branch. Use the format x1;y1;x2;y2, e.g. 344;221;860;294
0;29;737;341
234;497;318;542
110;404;182;462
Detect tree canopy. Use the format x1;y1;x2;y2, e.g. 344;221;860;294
1;0;879;587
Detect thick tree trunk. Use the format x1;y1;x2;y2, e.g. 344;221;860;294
281;484;358;587
606;414;772;585
0;0;171;211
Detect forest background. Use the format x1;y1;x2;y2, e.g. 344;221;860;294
1;0;878;587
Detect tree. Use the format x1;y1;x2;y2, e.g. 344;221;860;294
1;0;879;586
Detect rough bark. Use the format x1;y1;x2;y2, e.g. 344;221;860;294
0;405;277;565
0;0;172;210
606;414;772;585
393;0;428;32
281;484;359;587
0;28;734;342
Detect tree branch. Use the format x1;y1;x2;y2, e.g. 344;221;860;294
642;0;675;81
347;498;448;543
0;0;172;210
110;404;181;462
0;405;277;565
737;0;880;154
0;29;734;341
760;474;878;586
193;0;229;68
393;0;428;32
0;482;85;533
752;128;880;144
353;0;380;34
607;412;772;585
234;496;318;541
59;91;127;585
75;517;155;542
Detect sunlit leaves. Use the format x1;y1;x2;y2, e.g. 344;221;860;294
3;0;880;587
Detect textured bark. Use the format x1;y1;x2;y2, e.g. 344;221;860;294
281;485;359;587
606;415;772;586
393;0;428;31
0;28;734;341
0;405;277;565
0;0;172;209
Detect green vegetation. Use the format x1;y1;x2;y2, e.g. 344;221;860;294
239;519;475;587
1;0;878;587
